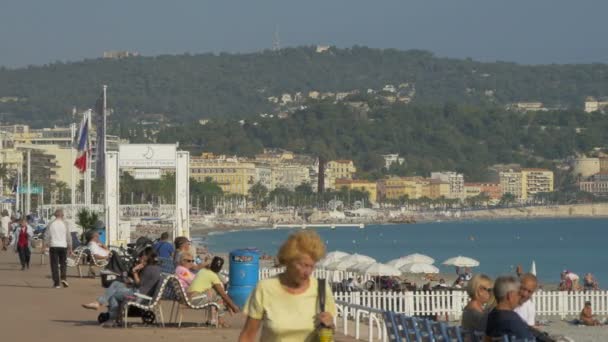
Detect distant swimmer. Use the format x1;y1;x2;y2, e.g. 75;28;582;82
469;235;476;241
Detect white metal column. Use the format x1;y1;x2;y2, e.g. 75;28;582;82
26;150;31;214
175;151;190;238
105;151;120;246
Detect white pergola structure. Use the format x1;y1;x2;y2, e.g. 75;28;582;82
105;144;190;246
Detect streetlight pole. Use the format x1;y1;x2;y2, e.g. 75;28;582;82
70;122;76;210
26;150;31;215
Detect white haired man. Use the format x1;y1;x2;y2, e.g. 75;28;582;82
44;209;72;288
515;273;538;327
485;275;535;341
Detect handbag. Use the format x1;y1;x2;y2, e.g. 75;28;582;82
317;278;334;342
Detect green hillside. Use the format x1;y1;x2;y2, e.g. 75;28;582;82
0;46;607;126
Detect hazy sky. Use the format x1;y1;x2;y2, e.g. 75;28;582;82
1;0;607;68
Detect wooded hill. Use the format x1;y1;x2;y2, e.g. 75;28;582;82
1;46;607;126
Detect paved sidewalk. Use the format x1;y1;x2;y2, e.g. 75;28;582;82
0;249;355;341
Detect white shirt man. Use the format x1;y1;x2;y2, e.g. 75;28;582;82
44;210;72;288
514;299;536;326
1;215;10;236
515;273;538;326
88;240;109;259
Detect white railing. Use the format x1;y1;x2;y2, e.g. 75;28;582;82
334;290;468;320
334;289;608;320
259;267;373;283
335;300;388;342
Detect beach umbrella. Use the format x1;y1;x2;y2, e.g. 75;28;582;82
442;256;480;267
362;263;402;276
348;261;376;272
530;260;537;276
318;251;350;268
327;253;376;271
388;253;435;268
400;263;440;274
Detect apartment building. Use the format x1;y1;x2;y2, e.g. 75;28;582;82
430;172;464;199
272;164;310;191
190;157;256;196
521;168;554;200
326;160;356;189
335;179;378;204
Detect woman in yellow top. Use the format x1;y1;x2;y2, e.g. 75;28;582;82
188;256;239;327
239;230;336;342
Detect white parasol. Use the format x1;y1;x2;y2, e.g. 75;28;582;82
318;251;350;268
362;263;402;276
442;256;480;267
348;262;376;272
387;253;435;268
327;253;376;271
400;263;440;274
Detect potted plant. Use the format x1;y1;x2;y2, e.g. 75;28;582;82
76;208;99;244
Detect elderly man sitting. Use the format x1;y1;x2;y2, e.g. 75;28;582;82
485;275;535;341
86;230;110;260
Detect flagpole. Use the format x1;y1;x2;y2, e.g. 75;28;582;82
15;165;20;215
103;84;107;169
71;123;76;209
85;110;92;206
26;150;31;215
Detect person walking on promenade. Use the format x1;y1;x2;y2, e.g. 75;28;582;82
13;217;33;270
0;210;10;251
44;209;72;288
239;230;336;342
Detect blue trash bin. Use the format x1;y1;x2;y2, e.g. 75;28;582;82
97;229;106;245
228;249;260;308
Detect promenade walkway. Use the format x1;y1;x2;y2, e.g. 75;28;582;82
0;250;355;341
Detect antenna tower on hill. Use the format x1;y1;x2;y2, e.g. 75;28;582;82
272;25;281;52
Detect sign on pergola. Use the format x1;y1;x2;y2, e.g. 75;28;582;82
105;144;190;246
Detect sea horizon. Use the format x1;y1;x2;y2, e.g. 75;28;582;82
197;218;608;287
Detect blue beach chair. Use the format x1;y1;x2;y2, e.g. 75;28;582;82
383;311;404;342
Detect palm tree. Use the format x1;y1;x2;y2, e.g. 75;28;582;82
76;208;100;243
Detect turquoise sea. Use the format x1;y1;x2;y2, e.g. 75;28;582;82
195;218;608;286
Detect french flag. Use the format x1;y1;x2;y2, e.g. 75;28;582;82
74;113;89;173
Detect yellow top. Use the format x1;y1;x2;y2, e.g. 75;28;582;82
244;276;337;342
188;269;222;293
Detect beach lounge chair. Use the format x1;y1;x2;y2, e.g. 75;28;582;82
158;257;176;274
166;276;221;327
67;246;110;277
397;315;423;342
425;320;454;341
119;273;171;328
383;311;404;342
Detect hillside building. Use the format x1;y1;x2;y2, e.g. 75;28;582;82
430;172;464;199
335;179;378;204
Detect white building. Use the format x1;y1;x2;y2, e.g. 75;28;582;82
273;164;310;191
584;96;608;113
254;164;274;191
382;154;405;169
